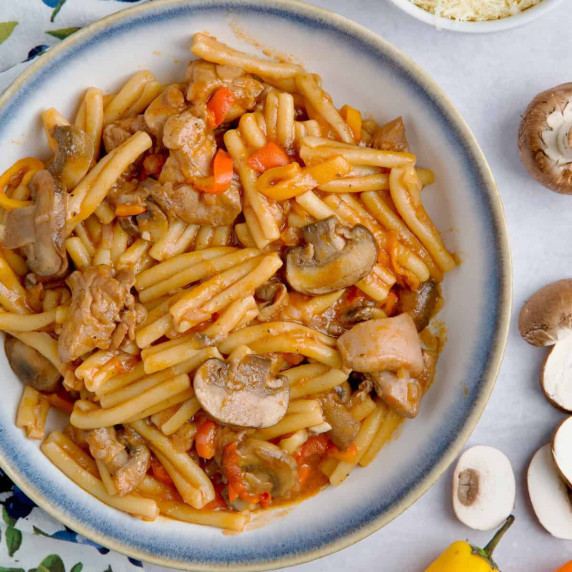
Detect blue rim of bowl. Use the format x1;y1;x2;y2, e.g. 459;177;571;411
0;0;512;569
386;0;563;33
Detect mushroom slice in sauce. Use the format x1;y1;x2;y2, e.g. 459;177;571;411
49;125;95;191
4;170;68;279
371;116;409;153
319;393;359;450
5;336;61;393
223;438;298;500
337;313;424;375
395;279;439;332
194;354;289;428
286;217;378;296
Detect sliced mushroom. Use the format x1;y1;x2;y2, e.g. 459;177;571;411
319;393;360;450
4;170;68;278
528;443;572;539
136;201;169;242
286;217;378;296
337;313;424;375
371;117;409;153
223;438;298;500
5;336;61;393
541;335;572;412
194;354;289;428
518;83;572;194
519;279;572;346
256;283;289;321
395;279;440;332
49;125;95;191
552;417;572;488
452;446;515;531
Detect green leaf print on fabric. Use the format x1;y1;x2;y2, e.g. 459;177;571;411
46;27;80;40
0;22;18;46
50;0;67;23
5;526;22;557
2;506;16;527
0;567;25;572
69;564;83;572
36;555;65;572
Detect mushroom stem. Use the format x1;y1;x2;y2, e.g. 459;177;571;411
482;515;515;560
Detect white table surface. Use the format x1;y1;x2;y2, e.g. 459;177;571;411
246;2;572;571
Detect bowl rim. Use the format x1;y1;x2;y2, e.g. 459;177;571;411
0;0;512;569
385;0;563;32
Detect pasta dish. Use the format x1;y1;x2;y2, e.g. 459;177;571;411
0;33;455;532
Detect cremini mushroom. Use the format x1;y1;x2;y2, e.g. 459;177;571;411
319;393;360;450
5;336;61;393
223;438;298;502
552;417;572;488
452;446;516;531
541;334;572;412
371;116;409;153
4;170;68;278
285;217;378;295
528;443;572;539
519;83;572;194
337;313;424;375
194;354;289;428
49;125;95;191
136;201;169;242
519;279;572;346
395;279;440;332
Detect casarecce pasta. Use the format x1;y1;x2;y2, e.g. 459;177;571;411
0;32;454;532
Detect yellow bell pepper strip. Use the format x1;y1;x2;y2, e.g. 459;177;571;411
425;515;515;572
555;562;572;572
0;158;44;210
340;104;362;142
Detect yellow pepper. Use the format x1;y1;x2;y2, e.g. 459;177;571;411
425;516;514;572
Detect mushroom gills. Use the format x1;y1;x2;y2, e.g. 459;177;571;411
285;217;378;296
518;279;572;346
194;354;289;428
528;443;572;539
5;336;61;393
49;125;95;191
395;279;439;332
541;334;572;412
452;445;515;531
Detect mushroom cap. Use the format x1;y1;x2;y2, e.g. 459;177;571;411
528;443;572;539
5;336;61;393
395;279;439;332
540;335;572;412
286;217;378;296
518;83;572;194
519;279;572;346
194;355;289;428
452;445;515;531
552;417;572;488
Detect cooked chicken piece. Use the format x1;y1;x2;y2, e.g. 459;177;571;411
338;313;424;376
158;111;216;184
148;178;241;226
144;85;187;141
57;266;145;362
185;60;264;122
4;170;68;279
103;115;149;153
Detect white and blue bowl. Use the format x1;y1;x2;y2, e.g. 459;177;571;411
0;0;511;569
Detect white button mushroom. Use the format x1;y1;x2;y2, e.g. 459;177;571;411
519;83;572;194
552;417;572;488
541;334;572;412
452;445;516;531
528;443;572;540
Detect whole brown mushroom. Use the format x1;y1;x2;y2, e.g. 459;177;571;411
519;83;572;194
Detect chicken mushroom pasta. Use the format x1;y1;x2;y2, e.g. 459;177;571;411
0;33;454;532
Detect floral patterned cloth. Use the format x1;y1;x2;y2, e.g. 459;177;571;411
0;3;162;570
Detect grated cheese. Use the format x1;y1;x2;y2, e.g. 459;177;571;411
410;0;543;21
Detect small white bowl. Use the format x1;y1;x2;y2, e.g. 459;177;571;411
387;0;563;33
